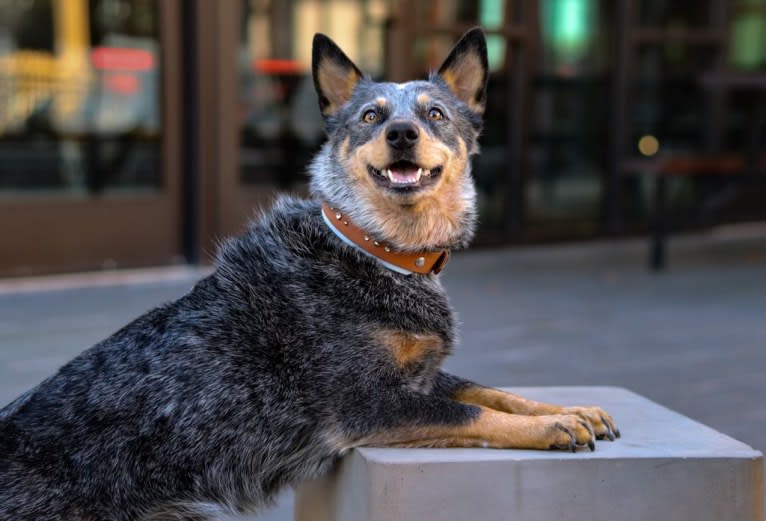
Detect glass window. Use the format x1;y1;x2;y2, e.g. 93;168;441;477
0;0;161;194
638;0;715;29
624;1;766;226
525;0;607;230
239;0;388;189
632;44;719;154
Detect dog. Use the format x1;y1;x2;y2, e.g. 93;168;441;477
0;28;619;520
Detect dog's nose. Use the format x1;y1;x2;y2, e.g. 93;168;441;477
386;121;419;150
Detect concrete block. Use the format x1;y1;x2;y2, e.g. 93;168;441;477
295;387;764;521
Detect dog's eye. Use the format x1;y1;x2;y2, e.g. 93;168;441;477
428;108;444;121
362;110;379;123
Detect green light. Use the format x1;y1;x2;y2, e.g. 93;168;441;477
486;35;505;71
730;6;766;71
542;0;594;63
554;0;588;49
479;0;504;30
480;0;506;71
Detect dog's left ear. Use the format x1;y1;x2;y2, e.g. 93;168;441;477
435;28;488;114
312;33;364;117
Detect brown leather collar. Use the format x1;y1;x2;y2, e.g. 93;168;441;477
321;203;449;275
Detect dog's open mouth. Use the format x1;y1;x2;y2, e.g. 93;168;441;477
367;161;443;192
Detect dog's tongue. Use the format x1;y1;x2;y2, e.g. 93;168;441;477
387;164;421;185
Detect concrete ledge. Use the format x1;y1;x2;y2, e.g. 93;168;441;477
295;387;764;521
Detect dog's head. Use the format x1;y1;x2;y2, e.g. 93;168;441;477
309;28;488;251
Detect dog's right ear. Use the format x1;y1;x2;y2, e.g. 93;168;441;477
312;34;364;117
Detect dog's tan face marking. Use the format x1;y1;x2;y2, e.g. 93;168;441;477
416;93;431;105
344;133;389;183
350;122;456;183
375;97;387;108
338;136;351;160
377;330;445;369
340;129;472;250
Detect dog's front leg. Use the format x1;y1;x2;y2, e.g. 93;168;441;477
354;395;597;451
433;372;620;441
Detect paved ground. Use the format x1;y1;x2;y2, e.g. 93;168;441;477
1;226;765;520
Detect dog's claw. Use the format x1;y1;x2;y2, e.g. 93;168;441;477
579;420;595;438
601;416;616;441
551;419;594;452
562;406;619;443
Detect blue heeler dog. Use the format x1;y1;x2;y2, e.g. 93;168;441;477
0;28;619;520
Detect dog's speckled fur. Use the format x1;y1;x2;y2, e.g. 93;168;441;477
0;29;618;520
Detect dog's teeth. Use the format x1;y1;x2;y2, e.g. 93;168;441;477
416;168;422;181
423;169;431;177
385;169;394;181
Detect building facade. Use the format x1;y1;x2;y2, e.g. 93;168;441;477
1;0;764;276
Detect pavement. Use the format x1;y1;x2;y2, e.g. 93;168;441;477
1;225;765;520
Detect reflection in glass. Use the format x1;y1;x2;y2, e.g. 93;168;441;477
239;0;388;188
730;1;766;71
541;0;597;73
0;0;161;194
526;0;605;229
480;0;506;72
638;0;715;29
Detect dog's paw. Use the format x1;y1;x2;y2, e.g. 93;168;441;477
539;414;597;452
561;406;620;441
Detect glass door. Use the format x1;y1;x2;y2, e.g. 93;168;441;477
0;0;181;276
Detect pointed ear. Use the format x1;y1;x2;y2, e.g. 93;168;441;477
312;33;364;117
435;28;488;114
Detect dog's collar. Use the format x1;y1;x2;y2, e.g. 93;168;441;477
321;203;449;276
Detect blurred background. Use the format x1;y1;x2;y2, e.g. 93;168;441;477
1;1;765;517
0;0;765;276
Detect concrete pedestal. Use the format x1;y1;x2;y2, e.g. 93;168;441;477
295;387;764;521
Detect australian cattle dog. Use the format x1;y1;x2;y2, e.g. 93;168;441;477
0;28;619;520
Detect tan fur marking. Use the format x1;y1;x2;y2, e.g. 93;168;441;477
339;136;350;159
359;407;592;449
454;385;564;416
416;93;431;105
453;386;621;440
377;330;444;368
375;97;387;107
317;59;360;114
440;53;485;113
343;128;472;250
345;132;390;182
